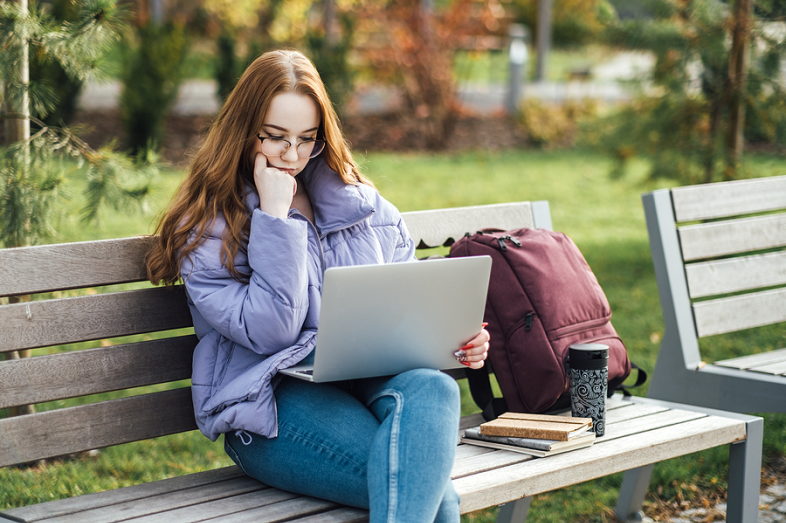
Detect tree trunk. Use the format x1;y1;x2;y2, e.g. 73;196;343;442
3;0;35;418
324;0;338;47
704;98;723;183
6;0;30;146
725;0;753;180
151;0;165;24
535;0;552;82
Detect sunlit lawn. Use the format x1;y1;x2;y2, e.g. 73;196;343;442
2;148;785;521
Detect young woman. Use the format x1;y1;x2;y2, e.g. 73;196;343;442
147;49;490;523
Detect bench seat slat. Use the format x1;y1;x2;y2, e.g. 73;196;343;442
0;467;246;522
671;175;786;222
714;348;786;370
749;360;786;375
126;489;300;523
0;388;196;467
42;477;266;523
0;237;153;298
692;287;786;337
453;415;746;513
451;447;534;479
0;336;195;409
603;403;668;423
455;444;493;460
685;251;786;298
0;287;193;353
203;497;339;523
401;203;536;248
289;507;370;523
678;214;786;261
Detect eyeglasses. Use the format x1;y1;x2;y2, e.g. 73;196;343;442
257;135;326;159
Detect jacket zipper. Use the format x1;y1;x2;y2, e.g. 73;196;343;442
553;316;610;339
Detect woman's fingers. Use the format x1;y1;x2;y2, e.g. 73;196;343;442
454;328;490;368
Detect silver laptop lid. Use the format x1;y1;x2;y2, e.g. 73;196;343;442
311;255;492;382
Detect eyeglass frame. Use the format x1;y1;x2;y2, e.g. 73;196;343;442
257;134;326;159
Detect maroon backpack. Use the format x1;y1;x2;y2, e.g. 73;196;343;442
449;228;645;419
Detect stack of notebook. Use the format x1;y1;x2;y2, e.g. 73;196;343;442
461;412;596;458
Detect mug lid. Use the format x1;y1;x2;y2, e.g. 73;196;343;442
568;343;609;360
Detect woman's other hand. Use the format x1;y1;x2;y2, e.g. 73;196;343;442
454;326;490;370
254;153;296;219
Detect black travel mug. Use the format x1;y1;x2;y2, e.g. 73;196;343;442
568;343;609;437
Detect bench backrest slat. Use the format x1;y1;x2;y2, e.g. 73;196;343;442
401;202;542;247
677;214;786;261
0;237;153;297
693;287;786;337
0;286;192;353
0;336;195;410
0;388;196;467
685;251;786;298
671;175;786;221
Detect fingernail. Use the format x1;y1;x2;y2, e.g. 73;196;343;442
461;343;473;350
481;322;488;328
461;361;472;367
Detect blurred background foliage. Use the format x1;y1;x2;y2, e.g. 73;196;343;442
587;0;786;184
120;21;189;154
510;0;616;48
13;0;786;180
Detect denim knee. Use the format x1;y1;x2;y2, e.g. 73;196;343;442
389;369;460;414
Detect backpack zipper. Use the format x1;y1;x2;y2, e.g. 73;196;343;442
496;235;522;251
505;312;536;342
553;316;610;339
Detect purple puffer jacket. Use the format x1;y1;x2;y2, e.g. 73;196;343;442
181;158;416;441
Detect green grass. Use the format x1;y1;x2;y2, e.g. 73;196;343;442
2;148;785;521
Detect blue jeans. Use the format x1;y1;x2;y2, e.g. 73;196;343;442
224;368;461;523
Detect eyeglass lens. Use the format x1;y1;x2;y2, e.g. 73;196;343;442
259;137;325;159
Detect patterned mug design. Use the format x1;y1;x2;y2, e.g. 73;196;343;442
570;367;607;437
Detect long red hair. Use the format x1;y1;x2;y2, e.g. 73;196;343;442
147;49;372;285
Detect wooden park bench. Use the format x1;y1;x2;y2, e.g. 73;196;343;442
0;200;763;523
641;175;786;414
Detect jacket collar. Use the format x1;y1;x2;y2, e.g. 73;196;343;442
244;157;375;236
300;157;374;235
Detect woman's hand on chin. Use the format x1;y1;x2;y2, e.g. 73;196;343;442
254;153;296;219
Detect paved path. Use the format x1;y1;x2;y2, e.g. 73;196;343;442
76;78;636;117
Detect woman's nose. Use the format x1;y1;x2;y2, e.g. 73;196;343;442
282;144;299;163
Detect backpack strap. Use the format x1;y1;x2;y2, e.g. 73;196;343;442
465;365;508;421
611;362;648;397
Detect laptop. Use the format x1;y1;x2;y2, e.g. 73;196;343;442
279;255;492;382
